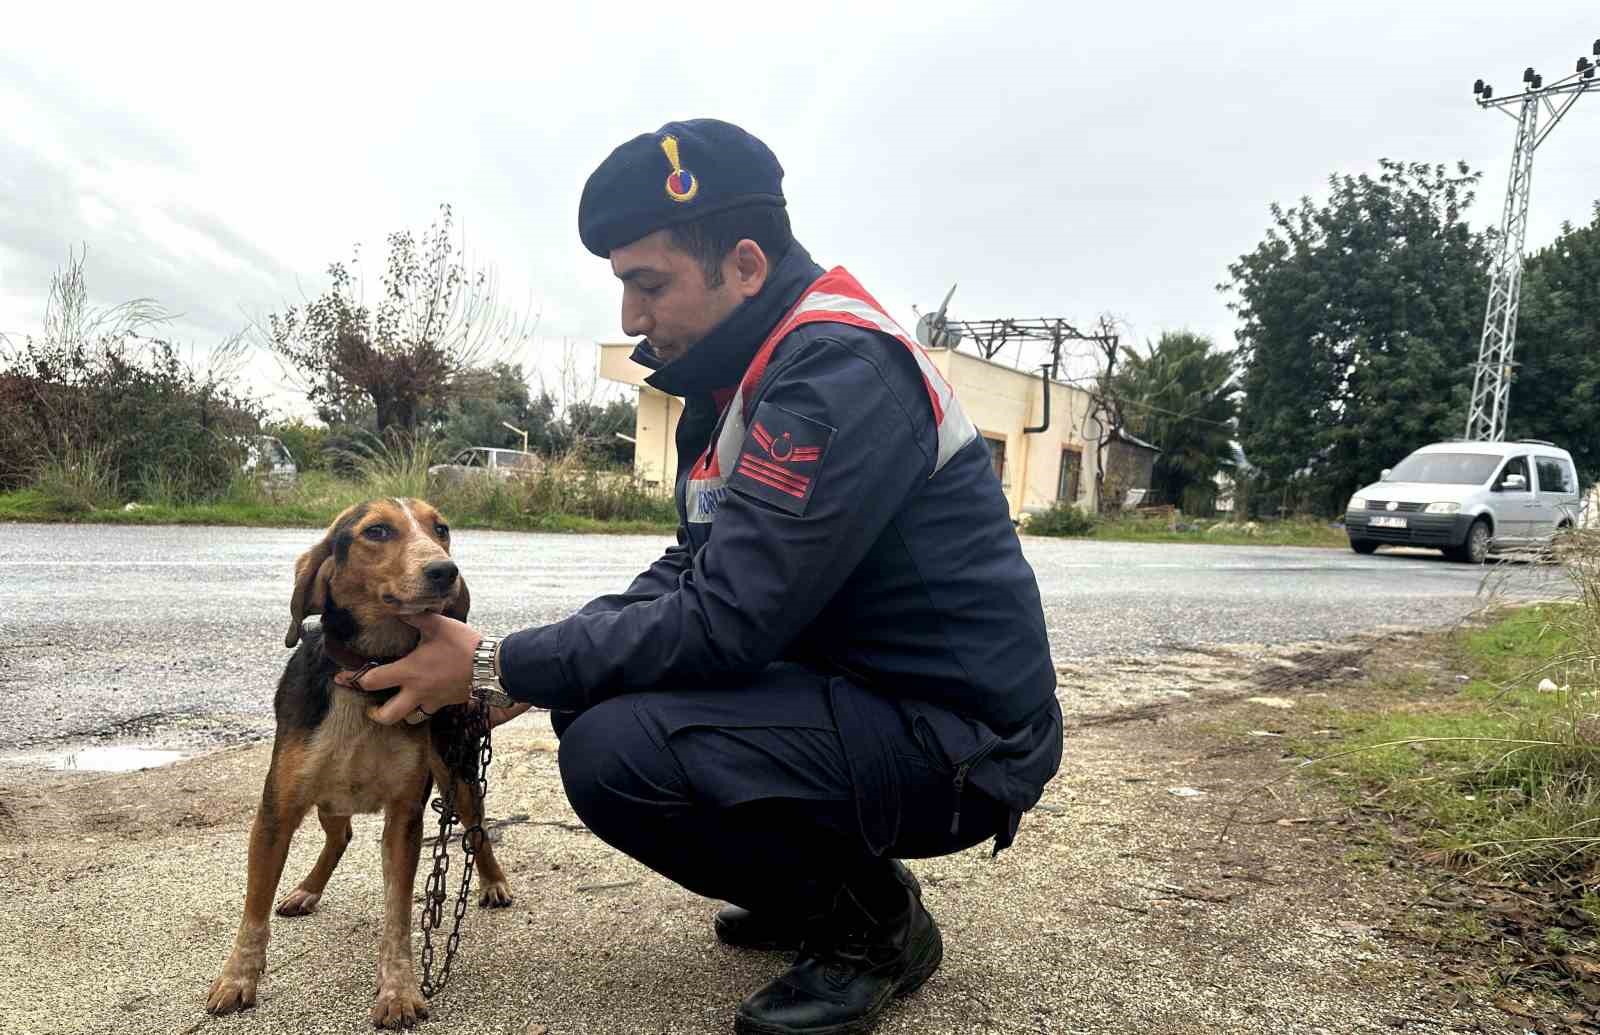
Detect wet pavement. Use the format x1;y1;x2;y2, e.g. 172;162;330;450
0;522;1543;765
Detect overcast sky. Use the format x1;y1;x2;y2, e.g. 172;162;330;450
2;1;1597;418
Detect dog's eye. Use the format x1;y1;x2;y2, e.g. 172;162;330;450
434;523;450;539
362;524;393;542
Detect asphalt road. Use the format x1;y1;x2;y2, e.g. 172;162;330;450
0;522;1545;757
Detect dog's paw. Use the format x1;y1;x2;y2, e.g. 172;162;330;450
276;887;322;916
370;978;429;1029
478;878;514;909
205;968;260;1016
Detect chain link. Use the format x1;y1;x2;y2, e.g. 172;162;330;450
418;697;493;999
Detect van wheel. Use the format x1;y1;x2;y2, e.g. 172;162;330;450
1349;538;1378;555
1447;518;1491;564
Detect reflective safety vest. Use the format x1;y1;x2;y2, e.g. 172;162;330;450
685;267;977;524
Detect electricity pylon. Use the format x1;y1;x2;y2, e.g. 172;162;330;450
1464;40;1599;442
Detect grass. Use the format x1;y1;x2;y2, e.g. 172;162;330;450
0;437;679;535
1290;593;1600;882
1025;508;1349;549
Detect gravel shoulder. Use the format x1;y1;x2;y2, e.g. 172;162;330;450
0;637;1526;1035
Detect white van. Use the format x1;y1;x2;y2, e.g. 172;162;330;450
1345;440;1582;563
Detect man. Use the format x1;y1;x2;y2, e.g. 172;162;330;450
346;118;1062;1035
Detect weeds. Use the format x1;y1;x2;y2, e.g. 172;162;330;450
1022;502;1097;536
32;442;119;514
1;431;676;533
1293;534;1600;882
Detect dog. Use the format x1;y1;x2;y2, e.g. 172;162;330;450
206;498;513;1029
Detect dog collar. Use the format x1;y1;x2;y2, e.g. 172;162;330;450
321;637;403;673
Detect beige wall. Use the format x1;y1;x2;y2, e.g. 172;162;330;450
599;343;681;488
926;349;1100;517
600;341;1100;517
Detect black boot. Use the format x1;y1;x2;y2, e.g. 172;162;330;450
733;882;943;1035
714;860;922;951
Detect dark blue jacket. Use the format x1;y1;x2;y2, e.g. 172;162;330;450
501;242;1061;849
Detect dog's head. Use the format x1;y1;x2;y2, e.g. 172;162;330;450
285;498;470;651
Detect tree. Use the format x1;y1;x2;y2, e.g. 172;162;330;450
432;362;560;453
264;204;533;434
1109;332;1237;512
1511;202;1600;486
1226;160;1491;514
558;396;637;467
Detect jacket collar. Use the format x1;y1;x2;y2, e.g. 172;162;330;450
630;241;824;398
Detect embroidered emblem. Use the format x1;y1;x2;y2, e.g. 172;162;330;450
660;135;699;203
730;403;834;516
750;422;822;464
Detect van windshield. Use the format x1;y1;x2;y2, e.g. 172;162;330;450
1386;452;1501;485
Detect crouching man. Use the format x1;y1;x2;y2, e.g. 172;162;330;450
346;118;1063;1035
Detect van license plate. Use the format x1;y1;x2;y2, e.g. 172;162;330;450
1372;516;1408;529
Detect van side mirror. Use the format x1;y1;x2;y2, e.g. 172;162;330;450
1502;473;1527;491
1380;468;1392;480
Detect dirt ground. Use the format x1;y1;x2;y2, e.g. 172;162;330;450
0;634;1551;1035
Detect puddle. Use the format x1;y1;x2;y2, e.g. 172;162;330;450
4;745;187;772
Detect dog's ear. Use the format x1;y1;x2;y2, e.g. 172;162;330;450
445;576;471;623
285;539;336;648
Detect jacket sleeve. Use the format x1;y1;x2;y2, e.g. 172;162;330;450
498;337;934;709
575;533;692;616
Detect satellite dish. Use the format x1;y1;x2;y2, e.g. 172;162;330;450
914;282;960;350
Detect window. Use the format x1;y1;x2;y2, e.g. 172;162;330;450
982;434;1007;484
1494;456;1530;492
1536;457;1573;494
1058;448;1081;502
1387;452;1501;485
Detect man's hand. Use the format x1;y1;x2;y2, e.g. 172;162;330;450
336;613;478;725
489;702;534;729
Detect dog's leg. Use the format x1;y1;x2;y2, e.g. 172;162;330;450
277;806;352;916
371;795;429;1030
207;772;308;1015
451;775;514;908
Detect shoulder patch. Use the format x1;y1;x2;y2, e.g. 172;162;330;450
728;401;835;516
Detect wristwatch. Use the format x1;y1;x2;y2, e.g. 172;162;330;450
470;637;516;709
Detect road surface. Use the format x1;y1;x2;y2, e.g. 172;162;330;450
0;522;1546;760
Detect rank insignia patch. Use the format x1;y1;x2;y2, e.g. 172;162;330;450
729;402;834;516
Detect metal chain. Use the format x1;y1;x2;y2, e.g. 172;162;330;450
418;697;493;999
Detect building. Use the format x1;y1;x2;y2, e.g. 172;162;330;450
599;342;1137;520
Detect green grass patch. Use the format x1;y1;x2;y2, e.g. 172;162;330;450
1025;510;1347;549
0;463;678;536
1294;604;1600;881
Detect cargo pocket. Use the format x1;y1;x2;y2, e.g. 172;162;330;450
901;700;1002;837
827;677;905;857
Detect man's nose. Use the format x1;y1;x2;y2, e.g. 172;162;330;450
621;298;652;338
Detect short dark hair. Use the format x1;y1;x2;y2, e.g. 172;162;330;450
667;204;793;288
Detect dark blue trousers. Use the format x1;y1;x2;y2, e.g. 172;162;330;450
553;663;1007;919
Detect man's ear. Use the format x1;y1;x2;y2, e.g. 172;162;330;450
286;538;336;648
444;576;471;623
730;239;769;300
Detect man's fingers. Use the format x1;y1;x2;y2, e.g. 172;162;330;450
489;702;533;729
336;661;403;693
399;612;446;635
368;690;422;727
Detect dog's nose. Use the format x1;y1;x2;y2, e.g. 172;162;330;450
423;560;458;589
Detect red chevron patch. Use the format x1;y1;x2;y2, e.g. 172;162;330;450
729;403;834;516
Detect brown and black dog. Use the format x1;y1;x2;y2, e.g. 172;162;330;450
206;498;513;1029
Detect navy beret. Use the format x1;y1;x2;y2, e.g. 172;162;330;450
579;118;786;258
